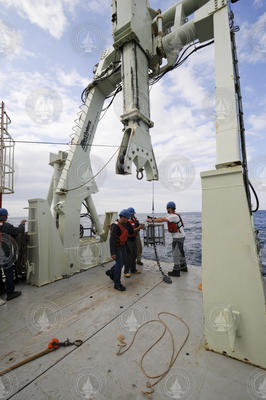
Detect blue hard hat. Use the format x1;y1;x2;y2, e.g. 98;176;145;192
0;208;8;216
119;209;130;219
127;207;136;215
166;201;176;210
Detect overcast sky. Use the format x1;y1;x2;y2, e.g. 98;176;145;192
0;0;265;217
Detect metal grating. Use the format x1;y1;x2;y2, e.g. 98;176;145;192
0;101;15;202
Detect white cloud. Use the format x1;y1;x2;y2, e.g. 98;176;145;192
254;0;263;7
87;0;111;13
1;30;265;216
0;20;35;61
238;12;266;63
0;0;80;39
248;112;266;134
56;69;89;88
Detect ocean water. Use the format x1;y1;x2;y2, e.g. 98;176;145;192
138;212;202;266
8;210;266;272
140;211;266;274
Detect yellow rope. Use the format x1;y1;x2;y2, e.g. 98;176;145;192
116;311;190;398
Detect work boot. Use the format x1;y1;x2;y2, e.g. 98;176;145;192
124;273;131;278
6;291;22;301
137;261;143;266
105;270;114;281
114;283;126;291
132;269;141;274
168;270;180;277
180;264;188;272
0;298;6;306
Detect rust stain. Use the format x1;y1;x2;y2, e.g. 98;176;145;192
205;346;266;371
3;351;16;357
77;295;107;314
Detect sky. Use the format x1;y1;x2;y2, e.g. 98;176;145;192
0;0;265;217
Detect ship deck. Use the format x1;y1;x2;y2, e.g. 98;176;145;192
0;260;264;400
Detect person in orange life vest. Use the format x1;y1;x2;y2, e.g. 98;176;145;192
106;209;132;291
124;208;145;278
146;201;187;277
128;207;144;266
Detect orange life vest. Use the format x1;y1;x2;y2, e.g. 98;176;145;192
167;212;184;233
127;217;138;238
112;221;128;245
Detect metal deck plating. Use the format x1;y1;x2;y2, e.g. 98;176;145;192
0;261;264;400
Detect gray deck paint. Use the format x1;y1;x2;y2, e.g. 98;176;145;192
0;260;263;399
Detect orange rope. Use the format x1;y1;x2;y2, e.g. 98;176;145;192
116;311;190;398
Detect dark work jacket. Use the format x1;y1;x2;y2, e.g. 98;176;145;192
0;222;25;265
0;222;25;236
110;221;134;256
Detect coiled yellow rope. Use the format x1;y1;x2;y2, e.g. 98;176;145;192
116;311;190;398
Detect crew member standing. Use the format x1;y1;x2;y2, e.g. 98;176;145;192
147;201;187;277
129;208;143;266
124;208;144;278
0;208;26;305
106;209;131;291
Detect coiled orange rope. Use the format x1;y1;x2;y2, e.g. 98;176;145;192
116;311;190;398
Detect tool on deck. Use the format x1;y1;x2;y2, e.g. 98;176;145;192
0;338;83;376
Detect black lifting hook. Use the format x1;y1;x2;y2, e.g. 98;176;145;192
136;168;144;180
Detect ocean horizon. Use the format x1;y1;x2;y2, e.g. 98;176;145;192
8;210;266;272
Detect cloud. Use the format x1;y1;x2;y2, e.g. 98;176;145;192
87;0;111;13
0;0;80;39
56;69;89;88
0;20;35;61
248;112;266;134
253;0;263;7
1;26;265;216
238;12;266;63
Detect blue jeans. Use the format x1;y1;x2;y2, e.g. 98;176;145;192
1;265;15;294
110;246;127;285
125;239;137;273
